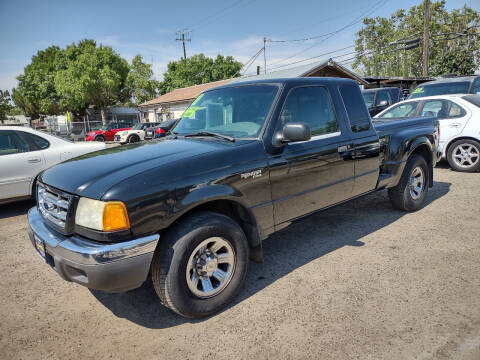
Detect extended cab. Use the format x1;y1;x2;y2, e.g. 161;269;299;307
362;87;403;117
27;78;439;318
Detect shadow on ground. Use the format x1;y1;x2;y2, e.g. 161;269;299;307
91;181;448;328
0;199;35;220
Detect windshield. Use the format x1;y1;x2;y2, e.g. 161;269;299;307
172;85;279;139
362;92;375;108
409;82;470;99
131;123;143;130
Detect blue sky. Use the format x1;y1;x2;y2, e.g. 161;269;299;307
0;0;478;90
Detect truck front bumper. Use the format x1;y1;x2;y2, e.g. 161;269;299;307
27;207;160;293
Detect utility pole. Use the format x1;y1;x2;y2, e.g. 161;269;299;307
176;30;191;60
263;37;267;74
423;0;430;77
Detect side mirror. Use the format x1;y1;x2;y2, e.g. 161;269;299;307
378;100;388;107
273;123;311;146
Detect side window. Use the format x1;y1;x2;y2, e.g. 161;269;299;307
376;90;392;105
447;101;466;118
379;102;419;118
280;86;339;136
420;100;446;118
0;131;30;156
472;78;480;94
339;83;371;132
25;133;49;150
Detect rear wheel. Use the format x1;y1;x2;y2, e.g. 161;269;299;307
388;154;429;211
151;211;249;318
447;139;480;172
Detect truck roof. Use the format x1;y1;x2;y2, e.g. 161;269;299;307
213;77;358;90
362;87;400;93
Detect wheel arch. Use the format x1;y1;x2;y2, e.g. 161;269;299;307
164;196;263;261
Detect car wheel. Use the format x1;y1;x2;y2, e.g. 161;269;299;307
94;135;105;142
447;139;480;172
151;211;249;318
388;154;429;211
128;134;140;143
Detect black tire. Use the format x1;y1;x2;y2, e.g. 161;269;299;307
447;139;480;172
388;154;429;211
128;134;140;143
94;135;105;142
151;211;249;318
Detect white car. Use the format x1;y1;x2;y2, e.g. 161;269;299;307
375;94;480;172
114;122;159;144
0;126;106;204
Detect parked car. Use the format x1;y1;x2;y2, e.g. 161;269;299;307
409;75;480;99
0;126;105;204
114;122;160;144
375;94;480;172
362;87;403;116
144;119;178;139
85;122;132;141
27;78;438;318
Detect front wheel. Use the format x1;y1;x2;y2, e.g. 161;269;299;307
128;134;140;143
447;139;480;172
94;135;105;142
151;211;249;318
388;154;429;211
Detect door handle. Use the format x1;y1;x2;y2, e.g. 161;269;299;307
449;123;461;128
28;158;41;163
338;145;349;153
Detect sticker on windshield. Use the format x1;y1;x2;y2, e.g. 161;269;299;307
412;87;424;94
181;106;199;118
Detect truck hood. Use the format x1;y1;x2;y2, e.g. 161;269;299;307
40;138;234;199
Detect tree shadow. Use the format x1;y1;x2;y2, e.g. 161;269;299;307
92;181;451;329
0;199;35;219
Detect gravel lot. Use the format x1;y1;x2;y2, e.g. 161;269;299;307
1;165;479;360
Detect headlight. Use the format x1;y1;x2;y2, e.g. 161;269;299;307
75;198;130;232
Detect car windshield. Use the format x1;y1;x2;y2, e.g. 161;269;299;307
462;95;480;108
172;85;279;139
362;92;375;108
409;82;470;99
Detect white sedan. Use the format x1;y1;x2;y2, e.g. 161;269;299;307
0;126;106;204
375;94;480;172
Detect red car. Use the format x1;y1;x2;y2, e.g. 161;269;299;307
85;122;132;141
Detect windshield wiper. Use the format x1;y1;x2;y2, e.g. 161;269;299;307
184;131;235;142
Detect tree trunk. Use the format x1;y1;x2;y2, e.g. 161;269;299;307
100;108;106;126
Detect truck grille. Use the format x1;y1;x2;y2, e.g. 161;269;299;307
37;184;71;231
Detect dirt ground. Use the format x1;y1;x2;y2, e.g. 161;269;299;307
0;165;479;360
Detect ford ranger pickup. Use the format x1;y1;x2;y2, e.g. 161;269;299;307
27;78;440;318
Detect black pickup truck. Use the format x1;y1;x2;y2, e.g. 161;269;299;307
28;78;439;318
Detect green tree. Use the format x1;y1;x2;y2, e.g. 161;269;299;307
126;55;160;104
0;90;13;122
13;46;65;118
54;40;130;124
353;1;480;77
159;54;242;94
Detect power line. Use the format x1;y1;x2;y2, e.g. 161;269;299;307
266;0;388;68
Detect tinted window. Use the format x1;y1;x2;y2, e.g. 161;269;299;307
462;95;480;108
379;102;419;118
388;88;401;102
0;131;30;156
279;86;338;136
447;102;465;118
340;83;371;132
409;82;470;98
420;100;445;117
362;92;375;108
376;90;392;105
27;133;49;149
472;78;480;94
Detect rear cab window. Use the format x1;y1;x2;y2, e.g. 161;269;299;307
340;84;372;132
